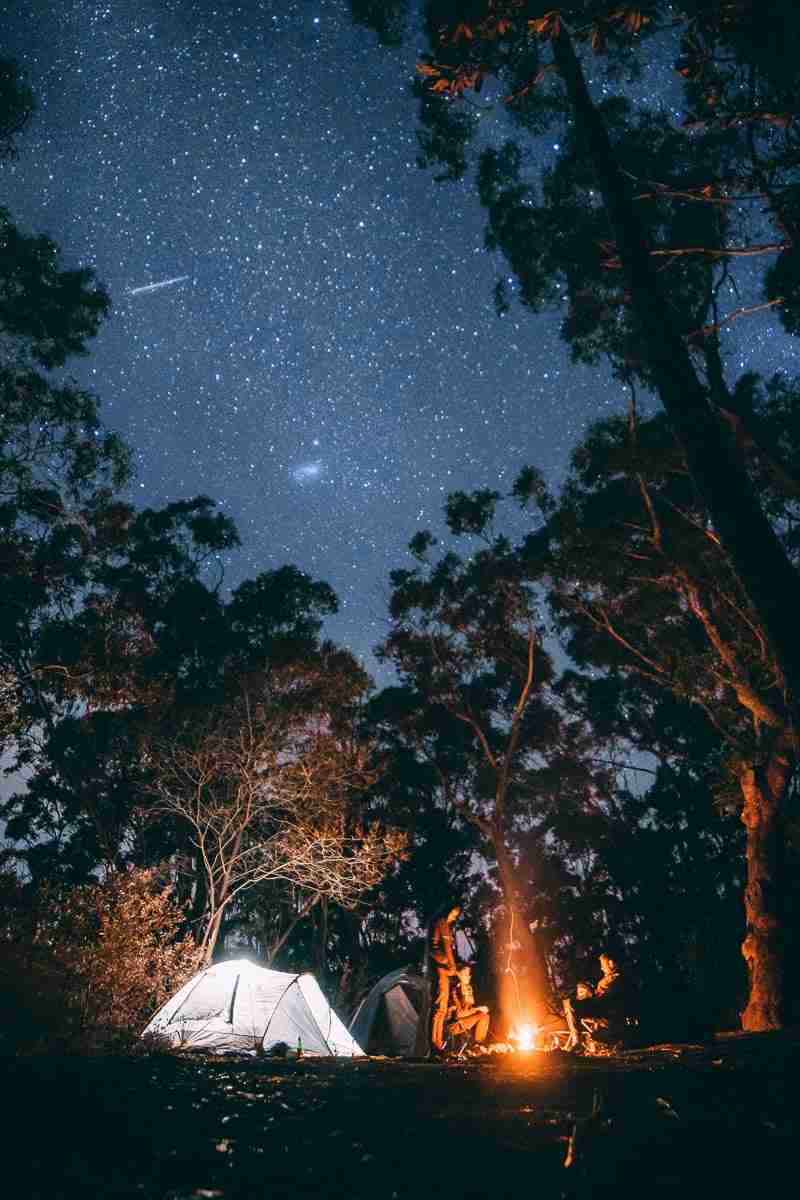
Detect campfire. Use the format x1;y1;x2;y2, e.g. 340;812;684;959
516;1023;536;1051
509;1022;553;1053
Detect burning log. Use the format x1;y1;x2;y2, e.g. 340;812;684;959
508;1020;568;1053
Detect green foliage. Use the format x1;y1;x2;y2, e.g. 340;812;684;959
511;464;554;514
0;866;201;1053
2;549;352;881
541;386;800;780
0;208;110;368
407;528;437;560
0;57;34;158
228;565;338;665
477;99;733;382
375;494;572;981
347;0;408;46
493;277;510;316
355;3;800;722
444;487;500;536
0;184;128;745
0;372;131;513
477;141;558;313
414;80;478;182
765;245;800;335
659;2;800;332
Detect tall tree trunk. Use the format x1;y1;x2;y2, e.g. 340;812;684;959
198;830;244;967
172;839;207;945
266;892;320;966
551;27;800;710
335;907;369;1016
492;832;550;1028
738;748;791;1030
200;903;226;968
313;896;329;984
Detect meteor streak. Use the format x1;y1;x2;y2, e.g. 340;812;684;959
129;274;189;296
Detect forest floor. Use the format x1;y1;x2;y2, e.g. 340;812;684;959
5;1030;798;1200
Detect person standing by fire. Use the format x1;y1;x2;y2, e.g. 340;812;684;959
428;903;462;1053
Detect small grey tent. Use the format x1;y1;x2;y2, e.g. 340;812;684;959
142;958;363;1056
349;967;429;1057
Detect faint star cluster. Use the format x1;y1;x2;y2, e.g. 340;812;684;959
5;1;795;672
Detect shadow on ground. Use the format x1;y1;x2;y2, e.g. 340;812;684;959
5;1030;798;1199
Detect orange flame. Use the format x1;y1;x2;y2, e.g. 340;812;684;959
516;1023;536;1051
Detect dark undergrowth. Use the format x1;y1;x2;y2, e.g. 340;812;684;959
4;1030;797;1200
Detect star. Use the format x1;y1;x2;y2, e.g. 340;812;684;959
5;1;791;672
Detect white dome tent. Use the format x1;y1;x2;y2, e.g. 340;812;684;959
142;959;363;1056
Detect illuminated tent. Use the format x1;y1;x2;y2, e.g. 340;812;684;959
348;967;428;1057
142;958;363;1056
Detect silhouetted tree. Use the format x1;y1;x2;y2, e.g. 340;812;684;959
534;381;800;1027
352;1;800;709
375;485;605;1026
142;657;403;965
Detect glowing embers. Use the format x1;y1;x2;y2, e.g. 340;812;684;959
509;1022;551;1052
517;1023;536;1051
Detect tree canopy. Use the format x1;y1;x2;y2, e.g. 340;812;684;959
352;0;800;711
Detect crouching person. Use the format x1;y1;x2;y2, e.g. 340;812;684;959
447;966;490;1052
563;951;633;1052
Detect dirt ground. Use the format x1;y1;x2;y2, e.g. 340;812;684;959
5;1030;798;1199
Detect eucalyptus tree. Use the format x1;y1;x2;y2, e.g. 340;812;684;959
0;53;403;966
351;1;800;707
1;495;240;880
375;485;604;1025
142;653;403;967
0;207;136;862
537;377;800;1028
0;57;127;752
362;688;483;944
549;668;746;1021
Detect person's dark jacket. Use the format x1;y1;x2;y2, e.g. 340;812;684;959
577;967;628;1021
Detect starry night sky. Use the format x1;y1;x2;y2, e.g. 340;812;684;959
4;1;795;674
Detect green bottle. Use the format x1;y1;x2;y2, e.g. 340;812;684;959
296;1035;303;1059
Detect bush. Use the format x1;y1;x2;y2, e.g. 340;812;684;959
0;866;202;1053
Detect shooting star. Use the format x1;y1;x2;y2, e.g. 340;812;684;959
129;274;189;297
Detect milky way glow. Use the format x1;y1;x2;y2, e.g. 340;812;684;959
6;2;793;673
291;460;324;484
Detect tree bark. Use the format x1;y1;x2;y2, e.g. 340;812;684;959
313;895;329;983
266;892;320;966
551;27;800;711
493;832;550;1027
738;749;791;1030
200;903;226;968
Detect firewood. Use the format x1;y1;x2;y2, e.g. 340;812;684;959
563;1087;606;1169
